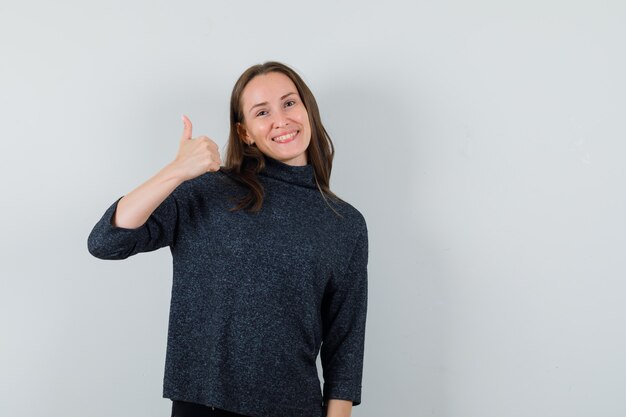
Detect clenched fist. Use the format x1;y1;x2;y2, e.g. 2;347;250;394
172;115;222;182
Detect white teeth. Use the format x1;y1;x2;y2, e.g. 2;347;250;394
273;131;298;142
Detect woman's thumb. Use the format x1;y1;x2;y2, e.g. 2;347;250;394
181;115;193;140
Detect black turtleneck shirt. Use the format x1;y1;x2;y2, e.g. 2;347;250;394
87;156;368;417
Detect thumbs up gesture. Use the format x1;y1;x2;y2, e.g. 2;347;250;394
173;115;222;182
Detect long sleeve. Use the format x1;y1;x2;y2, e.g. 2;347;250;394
320;221;369;407
87;193;179;260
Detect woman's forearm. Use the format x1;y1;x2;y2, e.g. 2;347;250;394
326;399;352;417
113;162;185;229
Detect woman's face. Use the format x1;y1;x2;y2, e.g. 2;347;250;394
237;72;311;166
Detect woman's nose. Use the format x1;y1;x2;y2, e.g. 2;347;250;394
272;110;289;128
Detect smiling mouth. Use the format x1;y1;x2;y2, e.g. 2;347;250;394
272;130;299;143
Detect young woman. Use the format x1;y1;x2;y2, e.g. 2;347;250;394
88;62;369;417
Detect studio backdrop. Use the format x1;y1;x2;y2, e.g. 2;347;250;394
1;1;625;416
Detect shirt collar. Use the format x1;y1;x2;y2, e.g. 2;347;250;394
259;155;317;190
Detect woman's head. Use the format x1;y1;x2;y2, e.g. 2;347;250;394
224;61;339;212
235;70;311;166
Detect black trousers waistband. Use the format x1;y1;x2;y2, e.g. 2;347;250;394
171;400;252;417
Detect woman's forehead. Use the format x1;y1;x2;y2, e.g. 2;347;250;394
242;72;298;103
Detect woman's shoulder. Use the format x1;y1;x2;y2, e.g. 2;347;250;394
327;194;368;232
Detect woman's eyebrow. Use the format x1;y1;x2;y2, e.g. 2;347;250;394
248;92;297;114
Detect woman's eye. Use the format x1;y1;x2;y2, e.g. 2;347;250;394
285;100;296;107
256;110;268;117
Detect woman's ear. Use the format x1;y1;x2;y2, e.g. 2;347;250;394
236;122;253;145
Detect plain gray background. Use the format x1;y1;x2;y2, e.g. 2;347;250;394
1;1;625;416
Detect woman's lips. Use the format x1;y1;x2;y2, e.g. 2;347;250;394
272;130;299;144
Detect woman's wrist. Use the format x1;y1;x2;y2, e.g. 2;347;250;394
325;399;352;417
162;160;189;185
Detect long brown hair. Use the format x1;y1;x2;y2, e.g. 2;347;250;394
223;61;342;213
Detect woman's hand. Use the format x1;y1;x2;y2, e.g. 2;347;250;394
171;115;222;181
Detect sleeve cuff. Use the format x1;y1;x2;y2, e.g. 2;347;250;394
87;196;149;259
323;381;362;406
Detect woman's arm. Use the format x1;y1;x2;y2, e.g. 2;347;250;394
87;116;221;259
321;219;369;408
326;399;353;417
